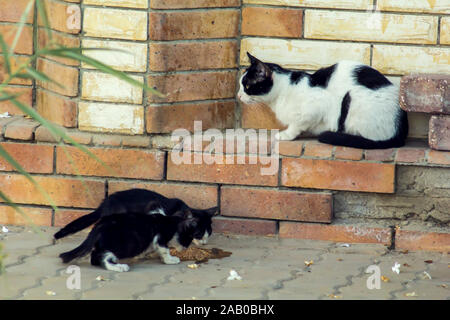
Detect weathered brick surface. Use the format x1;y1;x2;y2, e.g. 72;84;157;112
377;0;450;14
37;59;79;97
64;130;93;145
84;0;148;8
303;141;333;158
0;25;33;55
365;149;395;162
0;143;53;174
429;116;450;151
0;174;104;208
395;148;425;163
36;89;77;128
282;158;395;193
4;118;39;141
92;134;122;147
279;222;392;245
278;141;303;157
242;7;303;38
56;146;165;179
395;229;450;252
441;17;450;45
0;57;31;86
221;186;333;223
241;103;285;130
0;205;52;226
334;146;363;161
244;0;372;10
108;181;218;209
148;71;237;103
149;41;237;72
428;150;450;165
399;74;449;114
146;101;235;133
149;10;239;40
37;29;80;67
39;0;81;34
121;135;151;148
0;87;33;115
34;125;63;143
54;208;92;227
212;216;277;236
0;0;34;23
167;152;279;186
150;0;240;8
83;7;147;40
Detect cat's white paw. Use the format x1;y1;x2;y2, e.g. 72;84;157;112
276;130;294;141
162;255;180;265
106;263;130;272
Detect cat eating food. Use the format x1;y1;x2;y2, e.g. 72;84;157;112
238;53;408;149
59;203;203;272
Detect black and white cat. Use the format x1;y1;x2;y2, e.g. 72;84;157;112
54;188;217;245
59;204;201;272
238;53;408;149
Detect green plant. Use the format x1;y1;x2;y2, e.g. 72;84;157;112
0;0;163;273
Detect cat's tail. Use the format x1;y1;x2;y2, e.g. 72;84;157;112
59;228;99;263
54;208;101;240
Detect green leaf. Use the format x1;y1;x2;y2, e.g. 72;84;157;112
36;0;52;41
0;35;11;75
0;91;22;102
8;0;34;56
25;67;64;88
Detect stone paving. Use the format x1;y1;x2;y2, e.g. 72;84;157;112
0;226;448;300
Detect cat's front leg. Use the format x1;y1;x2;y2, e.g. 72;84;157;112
276;124;303;141
156;245;181;264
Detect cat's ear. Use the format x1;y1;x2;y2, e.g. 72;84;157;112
247;52;259;65
204;206;219;217
174;209;193;220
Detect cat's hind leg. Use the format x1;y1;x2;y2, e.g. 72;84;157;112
276;123;304;141
94;250;130;272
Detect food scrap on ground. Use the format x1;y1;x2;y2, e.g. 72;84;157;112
227;269;242;281
170;247;232;263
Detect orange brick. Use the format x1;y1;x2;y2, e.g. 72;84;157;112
150;0;239;8
427;150;450;165
365;149;395;162
212;216;277;236
0;174;104;208
282;158;395;193
108;181;218;209
167;152;279;186
279;222;392;245
0;142;53;173
0;0;34;23
146;101;235;133
303;141;333;158
36;89;77;127
64;130;93;145
34;124;64;143
221;186;332;223
56;146;165;179
121;135;150;148
4;118;39;140
241;103;286;130
0;117;17;134
0;86;33;115
37;29;80;67
149;41;237;72
92;134;122;147
242;7;302;38
148;71;237;103
38;0;81;34
149;10;239;40
54;208;91;227
395;148;425;163
278;140;303;156
395;229;450;252
0;205;52;226
335;146;363;161
0;56;32;85
36;59;79;97
0;24;33;55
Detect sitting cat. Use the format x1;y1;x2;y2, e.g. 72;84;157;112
59;204;200;272
238;53;408;149
54;188;217;245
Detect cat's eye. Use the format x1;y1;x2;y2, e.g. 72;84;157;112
245;84;250;90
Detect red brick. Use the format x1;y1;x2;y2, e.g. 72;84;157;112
395;229;450;252
303;141;333;158
242;7;303;38
241;103;286;130
0;205;52;226
35;124;63;143
212;216;277;236
150;0;239;9
334;146;363;161
221;186;333;223
0;142;53;173
365;149;396;162
38;0;81;34
149;10;239;40
0;24;33;54
92;134;122;147
0;56;32;85
282;158;395;193
36;89;77;127
0;0;34;23
4;118;39;140
56;146;165;179
167;152;279;186
395;148;426;163
428;150;450;165
0;174;104;208
276;140;303;157
0;86;33;115
121;135;150;148
0;117;18;134
429;115;450;151
146;101;235;133
37;59;79;97
64;130;93;145
149;41;237;72
37;28;80;67
279;222;392;245
54;208;91;227
108;181;218;209
148;71;237;103
400;74;450;115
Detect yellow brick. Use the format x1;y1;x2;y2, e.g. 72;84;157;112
81;39;147;72
305;10;438;45
377;0;450;14
441;17;450;45
373;45;450;75
79;102;144;135
243;0;372;10
83;0;148;8
82;71;143;104
240;38;370;70
83;7;147;40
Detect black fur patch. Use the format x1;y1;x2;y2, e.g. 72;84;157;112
354;66;392;90
290;71;307;85
338;92;351;132
309;64;337;88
